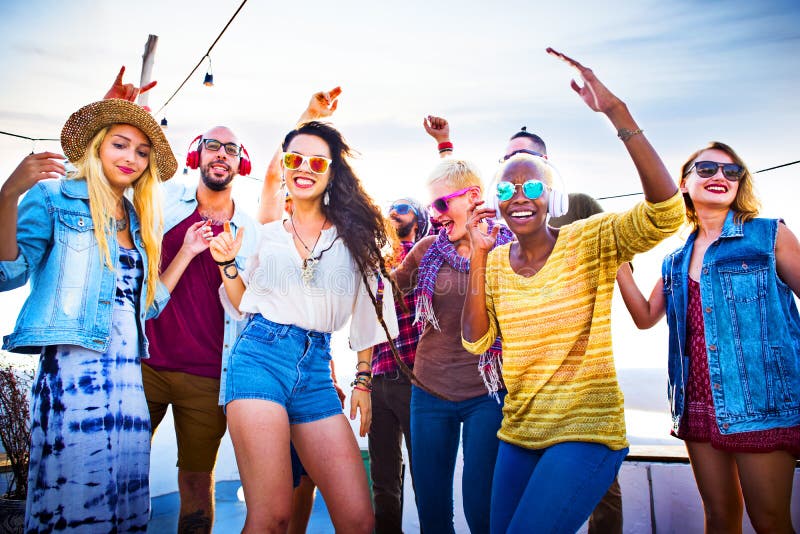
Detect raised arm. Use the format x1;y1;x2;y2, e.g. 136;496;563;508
0;153;65;261
547;48;677;203
461;201;500;345
423;115;452;158
775;221;800;297
258;87;342;224
615;262;666;329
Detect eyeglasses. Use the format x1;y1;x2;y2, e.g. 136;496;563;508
429;187;475;214
684;161;745;181
282;152;332;174
390;203;418;217
201;138;242;156
496;180;545;202
500;148;546;163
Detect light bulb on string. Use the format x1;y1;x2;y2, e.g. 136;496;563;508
203;55;214;87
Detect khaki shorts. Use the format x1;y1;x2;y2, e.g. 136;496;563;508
142;364;227;472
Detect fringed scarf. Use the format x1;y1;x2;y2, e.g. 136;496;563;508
414;220;514;402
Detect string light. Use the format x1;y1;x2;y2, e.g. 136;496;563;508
203;56;214;87
154;0;248;116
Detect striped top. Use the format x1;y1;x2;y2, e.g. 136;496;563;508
462;192;684;450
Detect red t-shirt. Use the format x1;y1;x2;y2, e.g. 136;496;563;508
144;209;226;379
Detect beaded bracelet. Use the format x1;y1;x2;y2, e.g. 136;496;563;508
353;375;372;386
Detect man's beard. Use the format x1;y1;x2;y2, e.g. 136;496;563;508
201;165;235;192
394;219;416;239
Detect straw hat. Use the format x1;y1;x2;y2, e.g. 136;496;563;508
61;99;178;180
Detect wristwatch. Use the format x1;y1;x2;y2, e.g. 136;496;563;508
222;263;238;279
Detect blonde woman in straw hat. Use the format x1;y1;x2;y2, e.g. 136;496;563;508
0;99;209;532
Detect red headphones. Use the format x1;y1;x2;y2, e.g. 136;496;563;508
185;135;252;176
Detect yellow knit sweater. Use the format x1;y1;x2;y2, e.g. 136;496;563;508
463;192;684;450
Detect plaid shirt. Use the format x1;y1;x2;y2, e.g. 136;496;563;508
372;241;419;375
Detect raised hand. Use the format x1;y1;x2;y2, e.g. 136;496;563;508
301;86;342;122
180;220;213;257
1;153;66;199
103;66;157;102
423;115;450;143
209;222;244;264
546;47;624;114
465;200;499;256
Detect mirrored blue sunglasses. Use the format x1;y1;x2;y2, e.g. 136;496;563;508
496;180;545;202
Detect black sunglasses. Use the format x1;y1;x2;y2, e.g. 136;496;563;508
201;138;242;157
684;161;745;181
500;148;545;163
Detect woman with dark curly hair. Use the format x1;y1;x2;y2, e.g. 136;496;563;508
209;121;399;533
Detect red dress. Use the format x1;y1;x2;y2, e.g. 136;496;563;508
674;276;800;456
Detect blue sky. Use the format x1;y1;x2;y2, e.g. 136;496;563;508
1;0;799;370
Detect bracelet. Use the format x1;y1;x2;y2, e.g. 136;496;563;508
214;258;236;266
350;377;372;389
617;128;643;142
353;385;372;393
437;141;453;152
222;263;238;280
356;361;372;369
355;370;372;378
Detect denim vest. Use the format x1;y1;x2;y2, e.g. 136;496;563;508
160;180;259;404
1;178;170;356
662;211;800;434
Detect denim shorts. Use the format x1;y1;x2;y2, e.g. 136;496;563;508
225;315;342;424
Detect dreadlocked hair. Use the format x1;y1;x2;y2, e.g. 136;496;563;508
283;121;447;400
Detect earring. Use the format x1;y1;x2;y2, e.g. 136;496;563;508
323;182;332;206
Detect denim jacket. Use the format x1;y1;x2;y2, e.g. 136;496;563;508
1;178;170;356
663;211;800;434
160;180;259;404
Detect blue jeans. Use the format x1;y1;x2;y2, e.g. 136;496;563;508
410;386;504;534
491;441;628;534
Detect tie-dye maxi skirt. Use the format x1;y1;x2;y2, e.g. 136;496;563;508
24;308;151;532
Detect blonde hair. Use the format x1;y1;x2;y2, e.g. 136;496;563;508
68;126;163;309
680;141;760;230
427;158;483;191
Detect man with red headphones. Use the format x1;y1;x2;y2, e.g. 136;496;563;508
103;69;259;533
143;125;260;533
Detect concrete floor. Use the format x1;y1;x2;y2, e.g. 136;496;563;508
147;480;335;533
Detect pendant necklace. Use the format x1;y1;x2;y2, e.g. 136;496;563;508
114;204;129;232
290;214;327;285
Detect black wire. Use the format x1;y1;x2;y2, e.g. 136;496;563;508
154;0;249;117
753;160;800;174
0;130;59;142
596;159;799;201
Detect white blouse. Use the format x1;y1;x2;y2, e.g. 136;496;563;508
220;220;399;352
